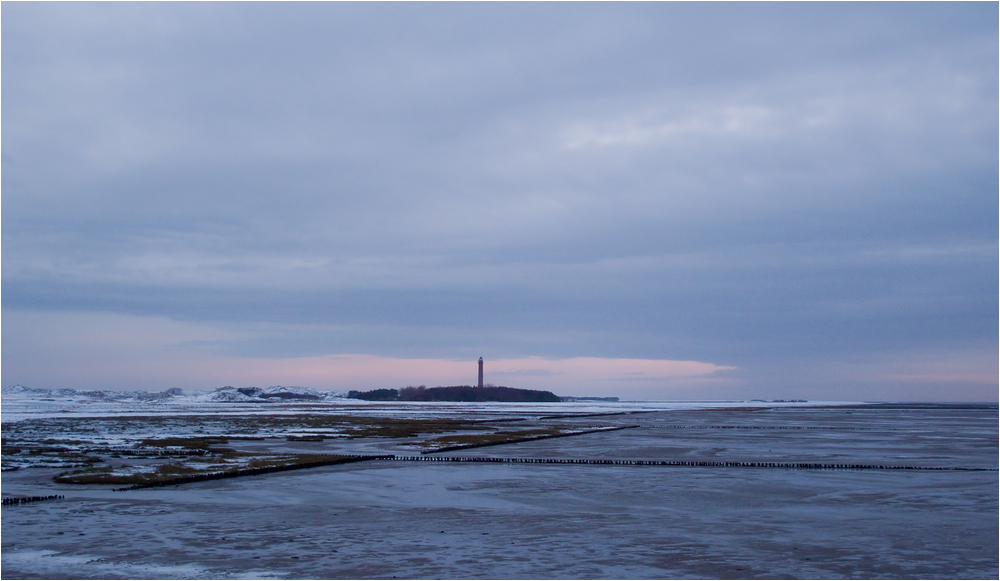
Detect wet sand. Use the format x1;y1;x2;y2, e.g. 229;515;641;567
2;405;997;579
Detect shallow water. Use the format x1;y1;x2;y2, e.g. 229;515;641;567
2;405;997;579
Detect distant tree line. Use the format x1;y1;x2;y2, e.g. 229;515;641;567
347;385;560;402
347;388;400;401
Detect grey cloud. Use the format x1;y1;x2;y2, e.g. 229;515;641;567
3;3;996;398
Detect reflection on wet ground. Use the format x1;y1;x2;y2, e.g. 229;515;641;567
2;404;997;579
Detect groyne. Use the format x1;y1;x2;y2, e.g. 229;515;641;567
3;494;65;506
388;455;998;471
81;447;209;457
652;425;906;431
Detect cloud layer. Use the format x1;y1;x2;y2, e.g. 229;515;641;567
3;3;997;400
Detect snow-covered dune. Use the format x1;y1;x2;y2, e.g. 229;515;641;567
0;384;350;421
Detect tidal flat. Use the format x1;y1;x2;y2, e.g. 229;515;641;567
2;401;997;579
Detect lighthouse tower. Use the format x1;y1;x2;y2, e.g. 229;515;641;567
478;357;484;389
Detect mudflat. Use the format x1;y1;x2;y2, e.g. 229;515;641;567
2;404;997;579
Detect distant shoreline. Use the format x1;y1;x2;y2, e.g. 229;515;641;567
347;385;561;403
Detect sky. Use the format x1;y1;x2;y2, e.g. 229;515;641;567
2;3;997;401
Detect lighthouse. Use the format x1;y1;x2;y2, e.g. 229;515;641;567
478;357;484;389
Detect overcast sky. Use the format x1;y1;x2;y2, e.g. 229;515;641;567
3;3;997;401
